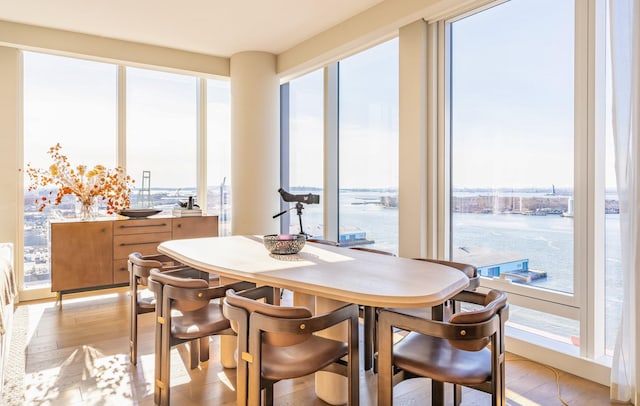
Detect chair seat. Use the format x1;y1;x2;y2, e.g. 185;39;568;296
394;332;491;385
261;336;348;381
137;293;156;309
170;303;231;339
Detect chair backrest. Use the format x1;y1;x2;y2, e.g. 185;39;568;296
448;289;507;351
149;269;210;312
128;252;164;285
225;289;312;346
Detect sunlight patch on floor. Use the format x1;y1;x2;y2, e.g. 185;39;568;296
506;388;541;406
25;346;140;404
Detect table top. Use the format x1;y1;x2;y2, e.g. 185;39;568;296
157;235;469;308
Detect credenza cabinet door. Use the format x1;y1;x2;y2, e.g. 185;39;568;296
172;216;219;240
51;221;113;292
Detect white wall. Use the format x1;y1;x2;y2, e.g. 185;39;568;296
0;47;20;248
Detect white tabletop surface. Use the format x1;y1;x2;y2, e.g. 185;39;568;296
157;235;469;308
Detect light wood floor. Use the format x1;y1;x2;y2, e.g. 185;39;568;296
16;289;615;405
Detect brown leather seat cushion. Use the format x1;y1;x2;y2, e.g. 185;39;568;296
170;302;230;339
393;332;491;385
261;335;348;381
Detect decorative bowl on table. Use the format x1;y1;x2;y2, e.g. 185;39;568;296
118;208;162;218
263;234;306;255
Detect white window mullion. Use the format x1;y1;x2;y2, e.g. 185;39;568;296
583;0;608;360
324;63;339;242
197;78;207;211
279;82;291;234
117;66;126;169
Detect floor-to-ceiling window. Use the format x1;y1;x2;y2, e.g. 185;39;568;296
126;68;198;209
281;41;399;249
338;38;399;253
206;79;232;235
446;0;613;364
283;69;324;237
449;0;580;349
23;52;117;289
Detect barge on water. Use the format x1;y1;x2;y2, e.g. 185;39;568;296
455;246;547;284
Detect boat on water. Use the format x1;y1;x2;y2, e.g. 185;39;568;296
455;246;547;284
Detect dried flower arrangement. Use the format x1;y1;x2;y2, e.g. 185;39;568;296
26;143;134;217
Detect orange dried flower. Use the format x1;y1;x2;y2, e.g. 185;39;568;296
26;143;134;215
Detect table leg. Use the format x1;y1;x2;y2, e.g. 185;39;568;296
293;291;315;313
219;276;240;369
315;296;349;405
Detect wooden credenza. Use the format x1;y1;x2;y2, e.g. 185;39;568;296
51;216;218;300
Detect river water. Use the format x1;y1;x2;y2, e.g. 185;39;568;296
290;191;622;351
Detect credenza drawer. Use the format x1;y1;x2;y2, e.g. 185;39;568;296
113;259;130;284
113;218;171;235
113;232;172;259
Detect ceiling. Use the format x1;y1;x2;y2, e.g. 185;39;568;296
0;0;385;57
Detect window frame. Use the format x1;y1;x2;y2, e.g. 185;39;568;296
439;0;610;364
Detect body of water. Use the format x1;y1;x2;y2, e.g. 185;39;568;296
290;190;622;352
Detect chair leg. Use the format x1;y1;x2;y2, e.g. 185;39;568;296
190;339;200;369
129;278;138;366
153;307;162;405
264;382;274;406
377;316;394;406
160;315;172;405
247;352;263;406
199;336;210;363
364;305;375;371
432;380;445;406
453;383;462;406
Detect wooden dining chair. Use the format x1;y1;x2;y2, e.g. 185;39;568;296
128;252;211;366
148;269;254;405
368;258;480;374
223;286;360;406
377;289;509;406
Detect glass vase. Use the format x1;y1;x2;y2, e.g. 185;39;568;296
77;197;98;221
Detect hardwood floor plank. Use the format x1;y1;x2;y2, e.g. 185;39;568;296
15;291;618;405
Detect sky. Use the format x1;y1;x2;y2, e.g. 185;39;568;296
23;52;230;190
23;0;615;193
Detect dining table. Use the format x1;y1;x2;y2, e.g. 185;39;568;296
157;235;470;405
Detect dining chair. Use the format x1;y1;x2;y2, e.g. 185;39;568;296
368;258;479;374
148;269;254;405
223;285;360;406
128;252;211;366
377;289;509;406
349;246;396;371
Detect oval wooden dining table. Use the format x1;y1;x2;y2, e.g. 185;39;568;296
157;235;470;405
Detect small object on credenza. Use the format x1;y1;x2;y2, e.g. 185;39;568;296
118;208;162;218
172;207;202;217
